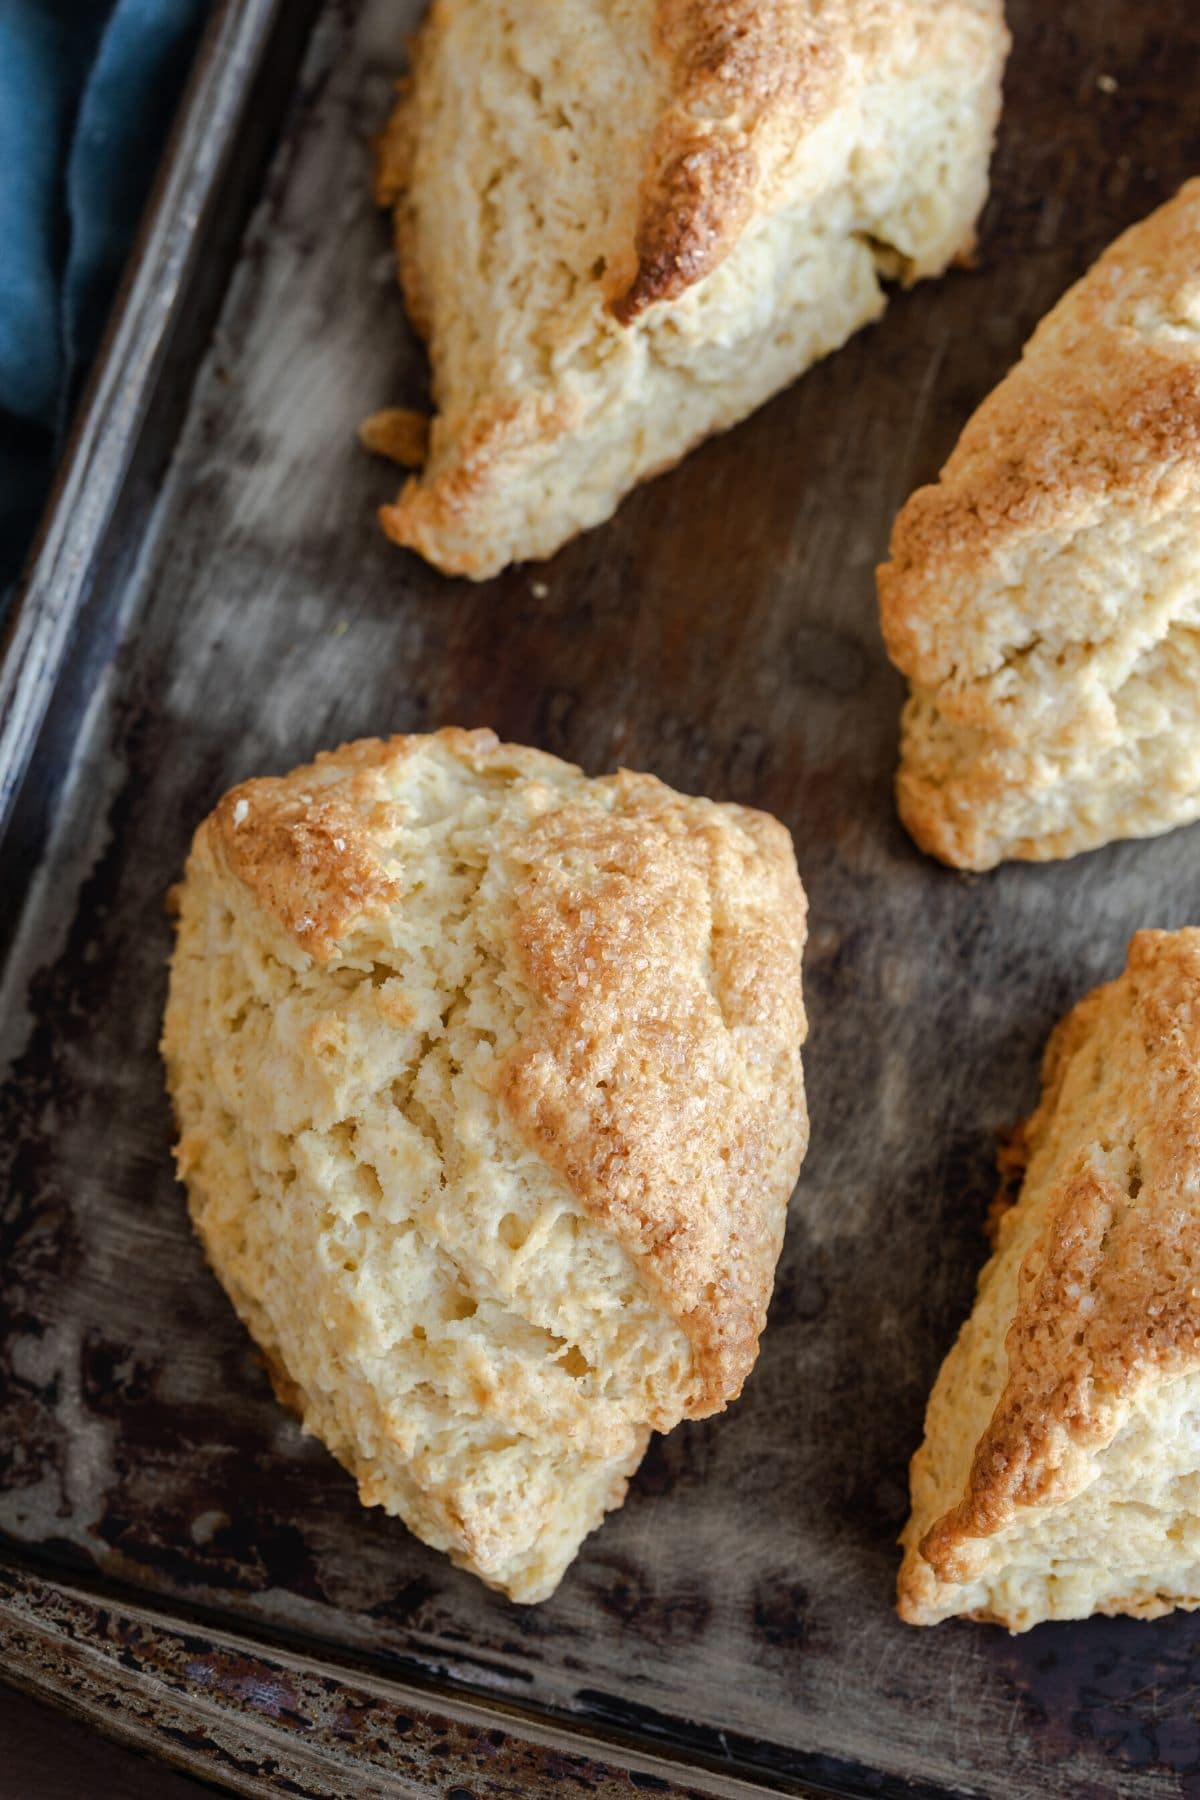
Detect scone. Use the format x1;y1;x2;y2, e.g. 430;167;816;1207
900;930;1200;1631
365;0;1009;578
880;180;1200;870
162;728;808;1601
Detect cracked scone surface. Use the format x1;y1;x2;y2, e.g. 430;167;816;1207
162;728;809;1601
900;930;1200;1632
880;179;1200;870
369;0;1008;577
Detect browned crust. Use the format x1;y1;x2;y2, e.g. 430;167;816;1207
880;179;1200;701
373;70;430;346
372;80;411;208
203;729;501;960
259;1343;308;1419
1093;1589;1200;1621
378;1;842;339
610;0;839;323
908;929;1200;1600
498;776;808;1411
376;394;586;578
184;729;808;1417
209;785;397;964
984;1117;1030;1246
369;0;1005;575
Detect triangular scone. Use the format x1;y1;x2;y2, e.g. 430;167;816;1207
366;0;1008;578
881;180;1200;871
900;930;1200;1632
163;728;808;1601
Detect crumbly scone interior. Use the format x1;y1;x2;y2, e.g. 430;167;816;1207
897;493;1200;867
378;0;1005;572
166;755;694;1601
901;935;1200;1629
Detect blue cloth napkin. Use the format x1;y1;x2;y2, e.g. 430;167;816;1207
0;0;210;596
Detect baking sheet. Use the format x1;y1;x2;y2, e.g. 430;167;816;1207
4;1;1200;1794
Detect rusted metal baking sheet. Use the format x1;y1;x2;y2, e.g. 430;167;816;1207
4;1;1200;1794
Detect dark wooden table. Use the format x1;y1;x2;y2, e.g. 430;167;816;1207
0;1682;217;1798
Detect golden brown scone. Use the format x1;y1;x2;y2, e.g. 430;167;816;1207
900;930;1200;1632
880;180;1200;871
370;0;1008;578
162;728;808;1601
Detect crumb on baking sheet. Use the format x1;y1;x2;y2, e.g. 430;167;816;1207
359;407;429;467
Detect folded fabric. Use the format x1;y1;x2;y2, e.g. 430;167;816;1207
0;0;209;599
